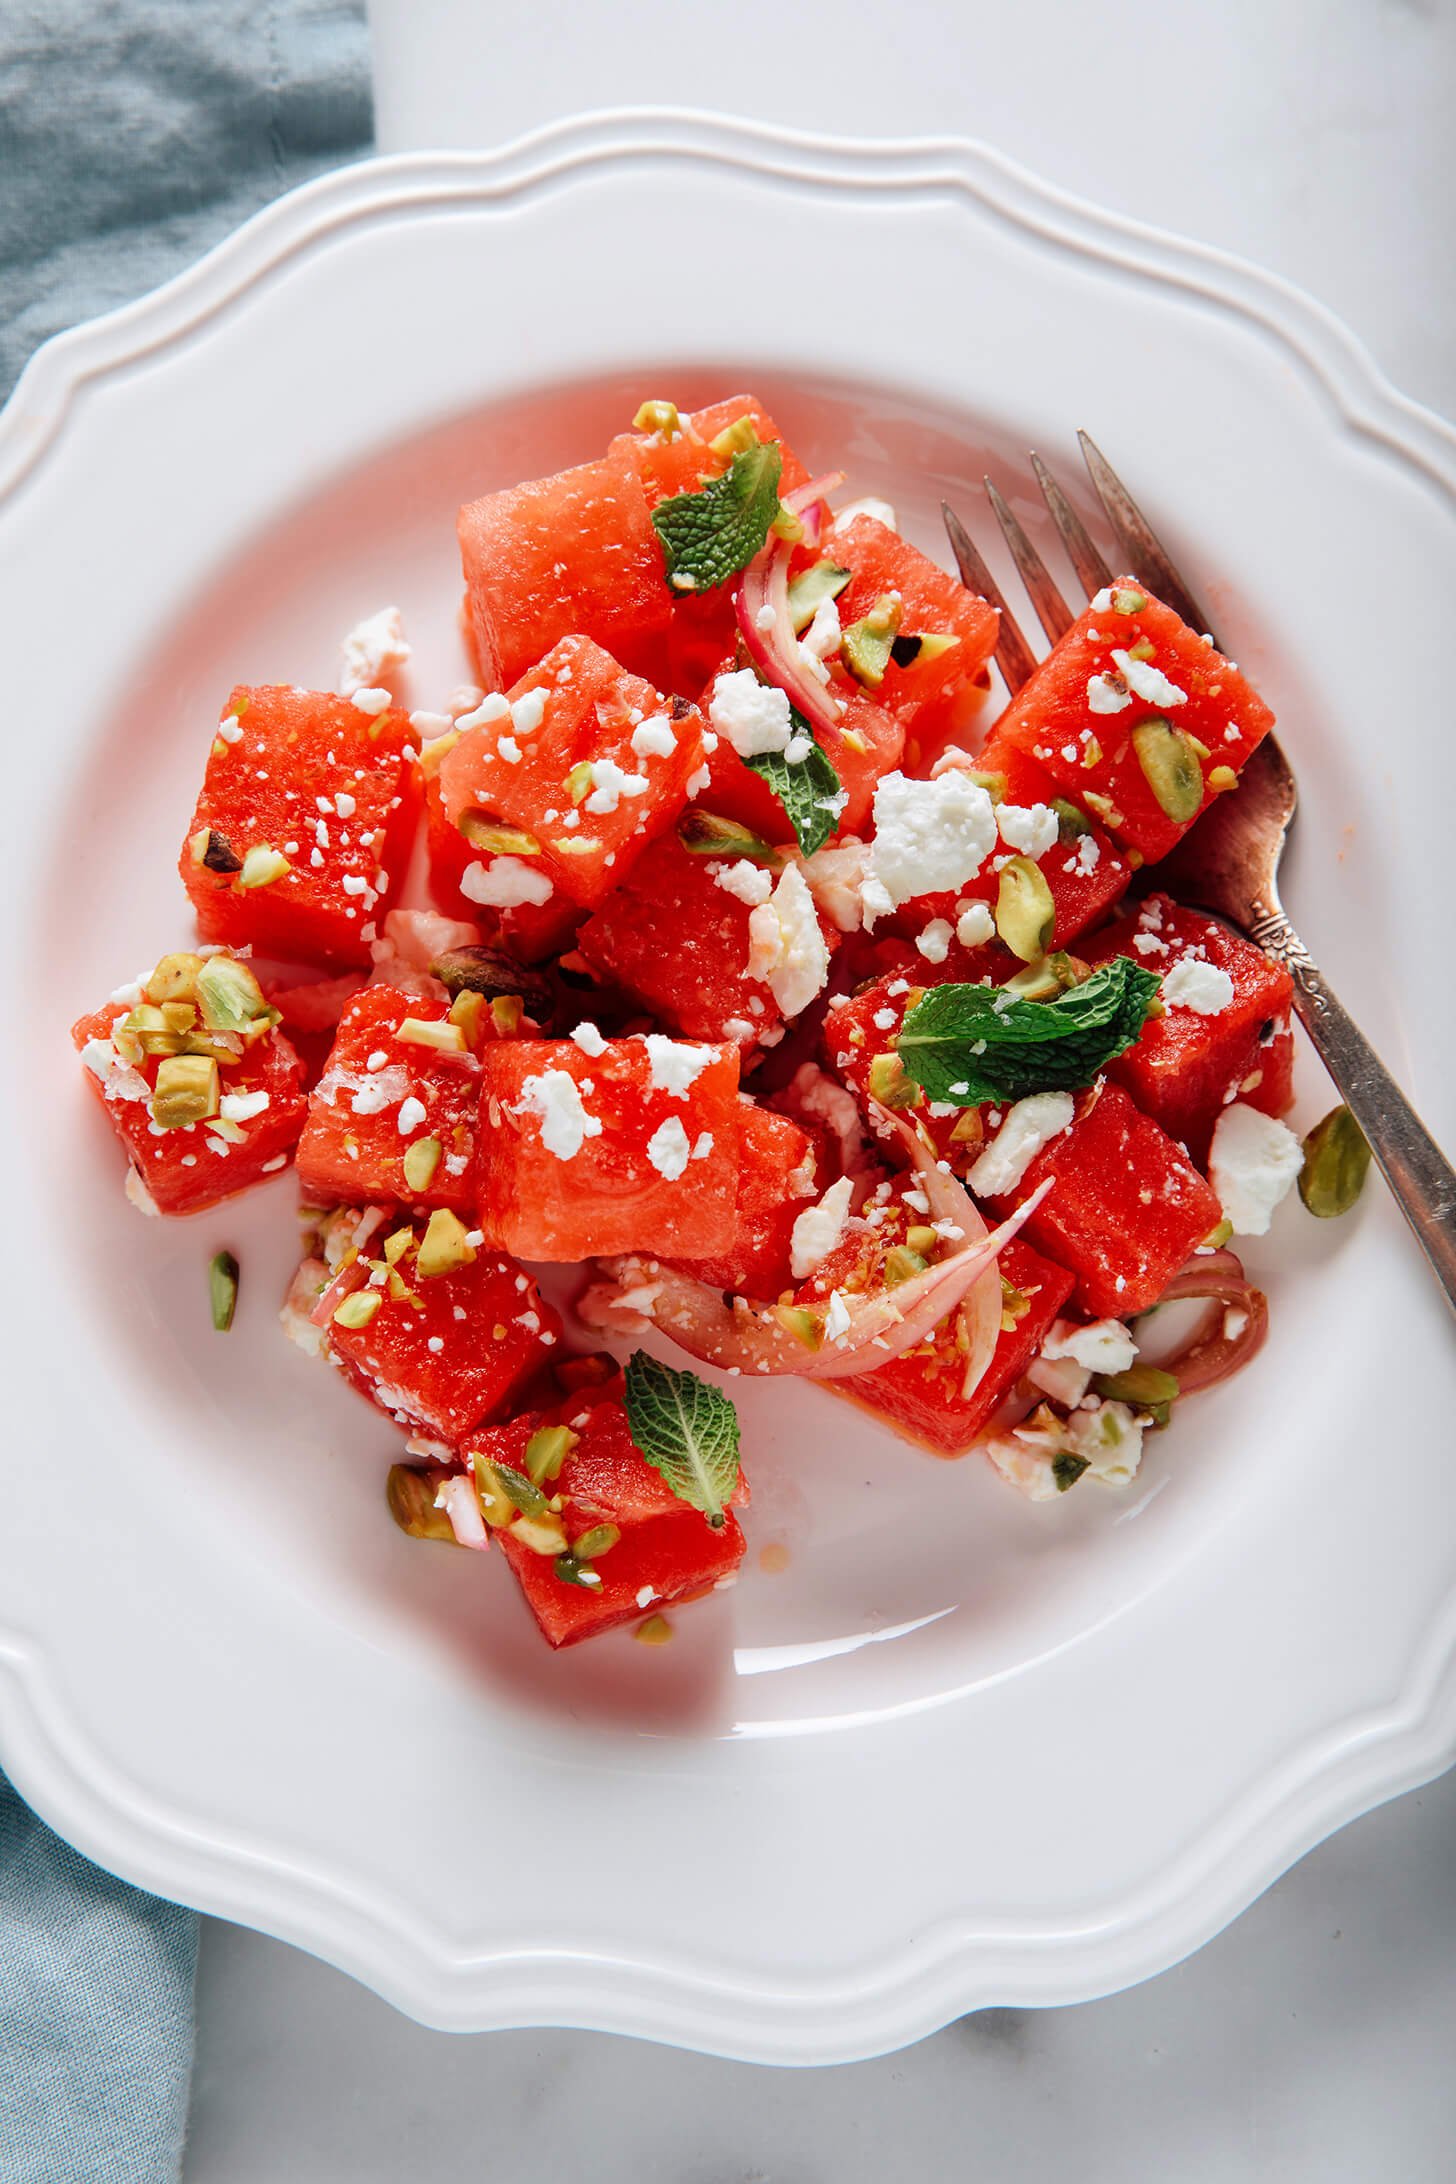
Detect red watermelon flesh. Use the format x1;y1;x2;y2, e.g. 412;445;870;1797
661;1103;819;1300
500;1506;746;1649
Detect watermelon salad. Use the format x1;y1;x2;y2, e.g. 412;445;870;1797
71;391;1360;1653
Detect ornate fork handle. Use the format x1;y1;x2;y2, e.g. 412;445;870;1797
1250;911;1456;1314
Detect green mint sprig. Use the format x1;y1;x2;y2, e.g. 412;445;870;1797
896;955;1160;1107
624;1352;741;1529
651;441;784;592
743;707;844;858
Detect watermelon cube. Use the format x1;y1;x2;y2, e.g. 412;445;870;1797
825;514;1000;748
423;773;583;961
822;955;1013;1166
575;828;788;1053
458;447;671;690
1079;894;1296;1160
296;985;493;1214
73;952;308;1216
662;1103;819;1300
320;1215;560;1443
945;729;1134;950
438;637;709;910
994;581;1274;863
477;1035;742;1260
468;1392;747;1531
698;662;903;841
812;1228;1075;1458
179;686;421;970
500;1507;747;1648
985;1080;1222;1317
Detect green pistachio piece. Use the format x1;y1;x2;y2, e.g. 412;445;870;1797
633;398;681;438
195;953;266;1033
1111;587;1147;615
785;560;852;635
236;845;291;889
457;811;542;855
840;594;903;689
773;1305;824;1351
401;1137;442;1193
144;953;206;1005
150;1053;220;1128
866;1051;919;1109
677;808;781;864
415;1209;476;1279
571;1523;621;1562
995;855;1056;962
1050;797;1092;840
1131;718;1204;823
332;1289;382;1330
1298;1104;1372;1218
209;1249;239;1332
889;630;960;669
708;414;759;459
1052;1453;1090;1492
1094;1364;1180;1411
386;1466;458;1543
883;1245;928;1287
524;1425;578;1486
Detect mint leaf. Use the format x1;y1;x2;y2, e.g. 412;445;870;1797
651;441;783;592
743;707;844;857
623;1352;740;1528
897;955;1160;1106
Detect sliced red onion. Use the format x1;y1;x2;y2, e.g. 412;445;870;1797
439;1473;489;1551
1144;1248;1269;1394
880;1111;1001;1402
735;473;846;743
588;1181;1050;1385
308;1208;391;1329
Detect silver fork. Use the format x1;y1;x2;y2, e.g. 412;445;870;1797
944;439;1456;1315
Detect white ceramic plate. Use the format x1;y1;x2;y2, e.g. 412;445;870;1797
3;113;1454;2065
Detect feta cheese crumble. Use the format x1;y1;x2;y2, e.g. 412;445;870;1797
570;1021;607;1057
915;918;954;964
713;859;774;907
1161;958;1235;1015
218;1089;270;1125
349;686;392;716
584;757;650;814
868;771;997;907
338;605;409;695
645;1116;692;1180
1041;1317;1138;1374
1086;671;1132;714
996;802;1059;858
1208;1103;1304;1236
745;864;830;1017
1110;648;1187;708
459;857;554;908
955;900;995;948
396;1096;427;1136
517;1069;603;1161
967;1091;1075;1197
709;669;793;758
642;1034;714;1097
789;1174;855;1280
630;715;677;761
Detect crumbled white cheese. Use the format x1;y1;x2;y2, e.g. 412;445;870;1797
801;596;842;660
459;857;554;908
796;841;870;933
1066;1398;1145;1487
1073;833;1102;875
955;899;995;949
684;764;711;798
642;1034;714;1097
455;692;511;733
1041;1317;1137;1374
396;1096;427;1136
1089;586;1114;612
1209;1103;1304;1236
1086;671;1132;715
868;770;997;907
745;864;830;1018
645;1116;692;1180
510;686;549;738
496;735;522;764
630;715;677;760
997;802;1059;858
1161;958;1235;1015
824;1288;852;1342
915;918;954;964
584;757;650;814
789;1174;855;1280
219;1089;270;1125
349;687;392;716
570;1021;607;1057
713;859;773;907
338;605;409;695
517;1069;603;1161
1111;648;1187;708
967;1091;1074;1197
709;669;793;758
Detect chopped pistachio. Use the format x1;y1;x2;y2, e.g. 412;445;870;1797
447;989;486;1048
1111;587;1147;615
209;1249;239;1332
677;808;781;863
890;630;960;669
1125;846;1145;870
1080;734;1103;769
773;1304;824;1350
150;1053;220;1128
1299;1104;1372;1218
553;835;602;856
417;727;460;776
1052;1452;1090;1492
965;769;1006;804
395;1017;468;1053
401;1137;442;1193
158;1000;197;1035
471;1458;517;1529
634;397;682;438
572;1523;621;1562
1208;764;1238;792
429;945;551;1008
1096;1364;1180;1410
1050;797;1091;840
382;1226;414;1266
634;1612;674;1645
490;995;523;1036
1002;956;1063;1002
236;844;291;889
949;1107;985;1146
770;501;806;545
415;1208;477;1279
552;1553;595;1588
386;1466;458;1543
195;953;266;1033
883;1244;928;1288
204;1114;246;1144
840;594;903;689
509;1511;569;1556
904;1224;939;1256
708;413;759;458
1202;1216;1234;1249
144;953;206;1005
457;811;541;855
1083;789;1121;827
565;759;596;805
1132;718;1204;823
524;1424;578;1486
491;1462;550;1519
995;855;1056;962
332;1289;382;1329
785;560;852;635
840;727;869;755
866;1051;919;1109
1125;638;1156;662
999;1276;1031;1333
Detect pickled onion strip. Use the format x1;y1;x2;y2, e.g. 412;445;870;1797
735;473;845;743
1146;1248;1269;1393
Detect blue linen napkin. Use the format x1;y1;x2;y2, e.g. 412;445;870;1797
0;6;372;2178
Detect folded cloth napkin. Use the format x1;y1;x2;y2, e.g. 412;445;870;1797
0;7;371;2177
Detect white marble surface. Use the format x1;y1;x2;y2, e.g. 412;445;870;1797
183;2;1456;2173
